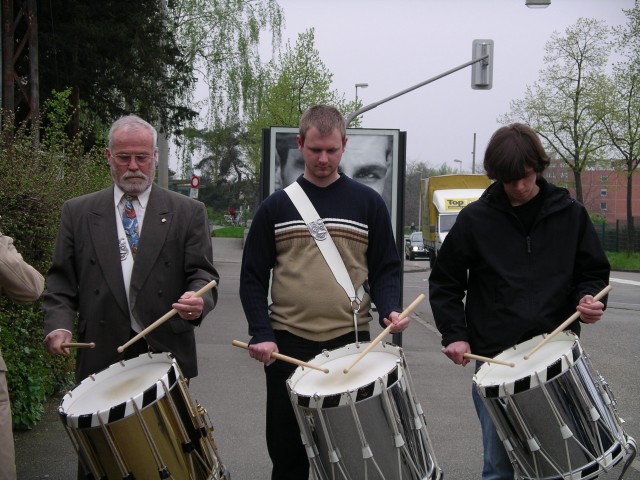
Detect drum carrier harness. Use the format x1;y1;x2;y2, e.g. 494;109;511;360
285;182;365;344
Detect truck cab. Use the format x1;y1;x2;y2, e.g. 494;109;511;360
432;188;486;253
420;174;492;267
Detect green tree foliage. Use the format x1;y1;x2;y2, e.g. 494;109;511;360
243;29;358;195
185;28;356;213
37;0;196;137
500;18;612;202
182;122;255;215
171;0;284;129
598;2;640;252
0;91;111;428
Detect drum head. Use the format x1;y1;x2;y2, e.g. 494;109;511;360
288;342;403;408
59;353;179;428
474;331;582;397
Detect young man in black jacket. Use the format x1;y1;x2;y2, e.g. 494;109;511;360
429;123;610;479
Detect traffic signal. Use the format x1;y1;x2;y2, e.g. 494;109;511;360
471;39;494;90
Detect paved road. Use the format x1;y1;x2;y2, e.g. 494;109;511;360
14;238;640;479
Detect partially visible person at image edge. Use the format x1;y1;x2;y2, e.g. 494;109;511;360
0;233;45;480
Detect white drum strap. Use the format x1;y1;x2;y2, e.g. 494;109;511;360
285;182;362;342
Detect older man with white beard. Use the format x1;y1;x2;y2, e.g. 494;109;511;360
44;114;219;384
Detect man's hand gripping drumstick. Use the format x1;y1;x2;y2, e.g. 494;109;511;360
232;340;329;374
342;293;424;374
117;280;218;353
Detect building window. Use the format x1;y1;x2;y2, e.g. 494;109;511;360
600;174;608;182
600;202;607;211
601;189;608;197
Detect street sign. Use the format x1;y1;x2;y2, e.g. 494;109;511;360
190;188;199;199
190;175;200;189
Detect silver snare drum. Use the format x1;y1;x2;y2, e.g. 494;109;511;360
474;331;636;480
287;341;442;480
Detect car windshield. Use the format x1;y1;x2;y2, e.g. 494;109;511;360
410;232;423;243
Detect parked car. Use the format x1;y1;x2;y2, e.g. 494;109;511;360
405;232;428;260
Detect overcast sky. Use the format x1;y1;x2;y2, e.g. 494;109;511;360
261;0;633;174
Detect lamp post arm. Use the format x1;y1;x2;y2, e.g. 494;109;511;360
345;55;488;127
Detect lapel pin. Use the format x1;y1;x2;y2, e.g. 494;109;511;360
161;218;167;223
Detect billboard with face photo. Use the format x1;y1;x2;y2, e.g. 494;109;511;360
263;127;406;241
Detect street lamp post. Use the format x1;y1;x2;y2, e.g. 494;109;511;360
454;159;462;173
355;83;368;104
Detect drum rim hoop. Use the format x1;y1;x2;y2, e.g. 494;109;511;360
59;352;179;428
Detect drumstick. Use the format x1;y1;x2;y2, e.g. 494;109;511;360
61;342;95;349
343;293;425;375
524;284;612;360
463;352;515;368
117;280;218;353
231;340;329;374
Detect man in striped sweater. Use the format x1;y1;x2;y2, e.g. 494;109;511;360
240;105;407;480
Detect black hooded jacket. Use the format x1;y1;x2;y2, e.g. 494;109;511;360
429;177;610;357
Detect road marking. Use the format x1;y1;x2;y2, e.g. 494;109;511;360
610;277;640;286
413;314;441;336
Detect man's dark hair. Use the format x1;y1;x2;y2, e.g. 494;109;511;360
483;123;550;183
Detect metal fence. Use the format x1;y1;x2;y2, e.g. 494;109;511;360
595;218;640;253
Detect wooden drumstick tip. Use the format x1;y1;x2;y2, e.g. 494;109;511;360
342;293;426;375
523;284;613;361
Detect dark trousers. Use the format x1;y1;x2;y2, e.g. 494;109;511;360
265;330;370;480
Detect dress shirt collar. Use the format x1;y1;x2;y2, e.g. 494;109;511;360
113;184;151;210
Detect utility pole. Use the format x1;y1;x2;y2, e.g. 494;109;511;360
472;132;476;174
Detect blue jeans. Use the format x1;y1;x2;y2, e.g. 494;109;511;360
472;369;514;480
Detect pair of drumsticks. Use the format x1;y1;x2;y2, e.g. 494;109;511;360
233;284;613;374
233;292;509;373
66;281;612;375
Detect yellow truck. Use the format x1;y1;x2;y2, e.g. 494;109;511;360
420;174;492;266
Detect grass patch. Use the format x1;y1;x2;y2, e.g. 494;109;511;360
607;251;640;271
211;226;245;238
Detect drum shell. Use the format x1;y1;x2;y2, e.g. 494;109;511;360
59;353;223;480
288;342;439;480
474;333;626;479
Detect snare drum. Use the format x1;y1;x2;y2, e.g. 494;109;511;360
474;331;633;480
287;342;442;480
59;352;228;480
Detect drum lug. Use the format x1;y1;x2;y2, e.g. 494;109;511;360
527;437;541;452
362;445;373;459
560;425;573;440
328;449;340;463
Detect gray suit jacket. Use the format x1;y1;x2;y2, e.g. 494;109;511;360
44;185;218;381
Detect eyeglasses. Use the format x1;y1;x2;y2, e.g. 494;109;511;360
111;153;155;165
